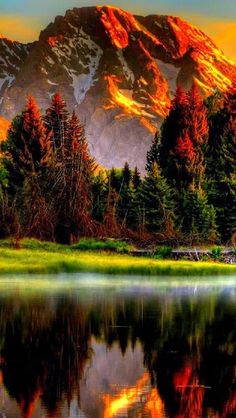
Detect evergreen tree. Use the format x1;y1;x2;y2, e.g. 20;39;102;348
178;188;217;244
7;96;51;185
122;162;132;186
159;86;188;186
6;96;53;239
132;166;141;190
50;111;95;243
115;162;133;229
146;132;160;173
186;82;209;188
206;88;236;241
109;167;122;192
159;84;208;189
139;163;175;235
44;93;69;159
92;172;107;223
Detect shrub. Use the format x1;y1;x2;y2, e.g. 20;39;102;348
72;238;132;254
210;246;223;261
154;246;172;259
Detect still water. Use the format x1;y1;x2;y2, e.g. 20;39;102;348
0;273;235;418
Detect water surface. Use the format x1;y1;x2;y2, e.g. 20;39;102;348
0;273;235;418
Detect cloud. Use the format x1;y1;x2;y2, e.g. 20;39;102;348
0;15;40;42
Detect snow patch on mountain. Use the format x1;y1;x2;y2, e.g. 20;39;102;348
68;29;103;104
117;49;135;84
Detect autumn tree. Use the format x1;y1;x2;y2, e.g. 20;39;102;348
5;96;53;239
7;96;50;186
159;86;188;187
159;83;208;189
48;110;96;243
44;93;69;159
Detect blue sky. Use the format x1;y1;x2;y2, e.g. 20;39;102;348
1;0;236;60
1;0;236;19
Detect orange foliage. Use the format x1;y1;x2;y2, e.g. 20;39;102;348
174;132;196;161
0;116;10;141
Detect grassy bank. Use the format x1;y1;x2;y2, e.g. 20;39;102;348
0;239;236;276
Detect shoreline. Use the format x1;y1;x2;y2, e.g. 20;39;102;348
1;245;236;276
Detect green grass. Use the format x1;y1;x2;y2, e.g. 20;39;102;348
71;238;132;253
0;238;132;254
0;239;236;276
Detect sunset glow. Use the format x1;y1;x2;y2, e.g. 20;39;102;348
0;1;235;61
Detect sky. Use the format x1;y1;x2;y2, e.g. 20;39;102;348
0;0;236;61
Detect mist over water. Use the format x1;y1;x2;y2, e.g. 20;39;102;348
0;274;235;417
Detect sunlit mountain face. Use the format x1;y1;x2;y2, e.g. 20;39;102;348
0;282;235;418
0;5;236;169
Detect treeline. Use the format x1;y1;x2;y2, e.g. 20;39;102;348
0;84;235;245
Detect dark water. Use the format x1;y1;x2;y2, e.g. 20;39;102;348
0;274;235;418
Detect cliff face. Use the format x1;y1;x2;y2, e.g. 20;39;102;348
0;6;235;169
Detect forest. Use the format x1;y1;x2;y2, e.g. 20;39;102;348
0;84;235;246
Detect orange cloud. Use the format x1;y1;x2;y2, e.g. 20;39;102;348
0;15;40;42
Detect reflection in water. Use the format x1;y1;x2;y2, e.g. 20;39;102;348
0;277;234;417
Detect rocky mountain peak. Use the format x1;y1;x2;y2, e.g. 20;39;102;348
0;5;235;170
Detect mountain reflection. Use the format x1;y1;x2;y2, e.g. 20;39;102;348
0;286;234;417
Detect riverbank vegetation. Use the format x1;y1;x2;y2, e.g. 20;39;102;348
0;239;236;276
0;85;235;247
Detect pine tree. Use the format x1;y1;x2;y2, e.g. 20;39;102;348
6;96;53;239
109;167;122;192
7;96;51;183
44;93;69;159
178;188;217;244
92;172;107;223
159;86;189;187
132;166;141;190
122;162;132;186
186;82;209;188
159;84;208;189
206;88;236;241
50;111;96;243
146;132;160;173
139;163;175;235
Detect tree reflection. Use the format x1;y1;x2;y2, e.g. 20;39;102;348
0;290;234;417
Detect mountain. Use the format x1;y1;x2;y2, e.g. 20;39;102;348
0;6;235;170
0;37;32;105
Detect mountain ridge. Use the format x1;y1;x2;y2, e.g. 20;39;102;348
0;5;235;169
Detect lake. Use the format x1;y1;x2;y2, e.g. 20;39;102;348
0;273;235;417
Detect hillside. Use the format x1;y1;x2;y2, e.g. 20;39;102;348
0;6;235;169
